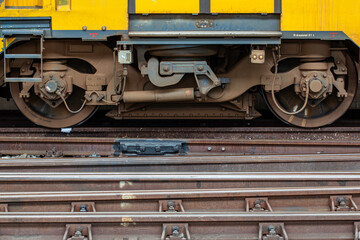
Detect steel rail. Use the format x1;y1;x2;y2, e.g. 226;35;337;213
1;154;360;167
1;136;360;156
1;137;359;146
1;137;358;146
2;186;360;202
1;212;360;223
1;126;360;135
1;172;360;181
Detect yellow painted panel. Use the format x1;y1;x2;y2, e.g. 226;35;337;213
1;38;14;53
56;0;70;11
0;0;128;31
282;0;360;46
5;0;43;8
212;0;274;13
136;0;199;14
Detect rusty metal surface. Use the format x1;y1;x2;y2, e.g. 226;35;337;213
1;127;360;239
1;125;360;156
1;126;360;140
1;156;360;239
2;172;360;181
1;136;360;156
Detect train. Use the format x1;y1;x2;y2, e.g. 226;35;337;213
0;0;359;128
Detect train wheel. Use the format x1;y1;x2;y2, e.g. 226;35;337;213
10;83;97;128
263;53;357;128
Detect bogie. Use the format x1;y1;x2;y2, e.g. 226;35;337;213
1;39;357;128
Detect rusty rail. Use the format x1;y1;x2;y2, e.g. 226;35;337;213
1;136;360;156
2;212;360;223
0;153;359;166
2;169;360;239
2;186;360;202
1;126;360;139
2;126;360;239
2;172;360;181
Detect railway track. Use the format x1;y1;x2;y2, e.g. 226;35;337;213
1;125;360;239
1;166;360;239
1;126;360;156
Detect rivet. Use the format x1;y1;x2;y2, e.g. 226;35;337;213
101;26;107;31
207;147;212;151
197;65;204;71
221;147;226;152
82;26;87;31
163;65;170;72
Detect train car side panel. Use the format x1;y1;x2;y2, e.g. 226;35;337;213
0;0;128;31
211;0;275;13
282;0;360;46
135;0;199;14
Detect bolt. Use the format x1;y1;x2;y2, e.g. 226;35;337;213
172;226;180;236
221;147;226;152
140;146;146;152
337;61;341;64
74;230;82;237
207;147;212;151
163;65;170;72
342;68;346;72
197;65;204;71
339;200;347;207
82;26;87;31
21;68;25;72
79;204;88;212
101;26;107;31
268;226;276;235
323;74;327;78
167;201;176;212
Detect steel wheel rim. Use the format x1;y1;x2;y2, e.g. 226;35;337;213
263;54;357;128
10;83;97;128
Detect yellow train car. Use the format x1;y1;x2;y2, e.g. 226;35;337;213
0;0;359;128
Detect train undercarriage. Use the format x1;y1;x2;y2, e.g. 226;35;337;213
0;39;358;128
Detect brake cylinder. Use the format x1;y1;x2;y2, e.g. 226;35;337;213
123;88;195;103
